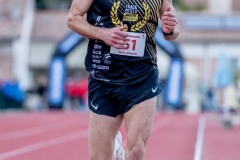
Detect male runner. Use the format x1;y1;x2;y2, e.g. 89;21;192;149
67;0;179;159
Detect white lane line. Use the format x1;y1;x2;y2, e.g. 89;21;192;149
193;116;206;160
0;129;88;160
0;119;85;141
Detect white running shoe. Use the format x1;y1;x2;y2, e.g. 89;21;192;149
114;130;125;160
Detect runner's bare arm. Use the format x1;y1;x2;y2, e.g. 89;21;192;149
67;0;128;48
159;0;180;40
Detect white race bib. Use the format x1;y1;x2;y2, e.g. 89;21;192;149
110;32;146;57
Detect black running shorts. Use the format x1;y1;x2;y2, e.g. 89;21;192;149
88;69;162;117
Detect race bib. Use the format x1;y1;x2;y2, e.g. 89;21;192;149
110;32;146;57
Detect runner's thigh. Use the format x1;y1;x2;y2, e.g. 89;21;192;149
124;97;157;148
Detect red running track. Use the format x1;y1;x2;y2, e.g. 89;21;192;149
0;111;239;160
202;115;240;160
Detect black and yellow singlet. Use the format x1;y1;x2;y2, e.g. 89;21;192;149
86;0;162;84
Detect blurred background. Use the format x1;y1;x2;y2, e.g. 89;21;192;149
0;0;240;116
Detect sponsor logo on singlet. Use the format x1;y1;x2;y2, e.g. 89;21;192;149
93;50;102;55
103;52;111;64
110;1;151;32
123;5;138;22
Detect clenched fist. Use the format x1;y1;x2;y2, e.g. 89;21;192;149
161;7;178;34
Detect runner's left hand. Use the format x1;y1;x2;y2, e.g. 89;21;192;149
161;7;177;34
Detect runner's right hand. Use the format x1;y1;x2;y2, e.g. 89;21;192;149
100;25;129;49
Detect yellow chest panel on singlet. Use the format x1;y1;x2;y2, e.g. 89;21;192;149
110;0;161;32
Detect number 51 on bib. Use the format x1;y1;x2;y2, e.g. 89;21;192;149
110;32;146;57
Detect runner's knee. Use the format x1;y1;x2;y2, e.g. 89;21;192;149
127;137;146;159
131;145;145;159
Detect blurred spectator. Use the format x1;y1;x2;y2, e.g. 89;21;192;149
237;79;240;106
65;75;88;111
35;75;48;111
224;85;239;113
0;78;25;110
206;86;215;111
0;78;7;109
200;85;216;112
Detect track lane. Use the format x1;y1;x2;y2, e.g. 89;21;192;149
0;111;203;160
202;116;240;160
0;112;89;154
146;113;199;160
0;112;87;133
